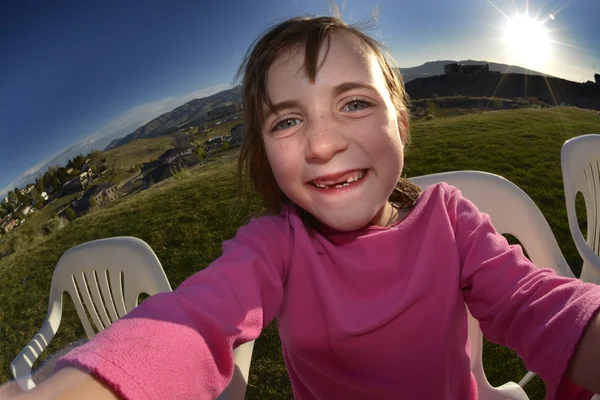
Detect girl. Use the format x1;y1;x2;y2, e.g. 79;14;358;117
6;15;600;400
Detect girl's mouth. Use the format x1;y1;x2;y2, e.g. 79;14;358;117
309;169;367;189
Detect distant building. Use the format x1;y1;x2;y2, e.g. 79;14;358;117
157;146;194;164
177;122;191;132
229;124;243;147
60;170;92;195
20;205;32;217
72;184;119;215
1;218;17;234
444;63;491;76
207;102;243;120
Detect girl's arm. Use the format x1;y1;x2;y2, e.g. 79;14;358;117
443;183;600;398
20;215;289;400
565;310;600;393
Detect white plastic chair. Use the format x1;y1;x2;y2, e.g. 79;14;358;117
561;134;600;285
228;171;575;400
10;236;255;400
10;237;172;391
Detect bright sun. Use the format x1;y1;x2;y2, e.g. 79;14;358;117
503;14;552;68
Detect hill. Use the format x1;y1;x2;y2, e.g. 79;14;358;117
400;60;551;83
104;136;177;170
2;107;600;399
406;73;600;110
100;61;548;153
105;86;242;151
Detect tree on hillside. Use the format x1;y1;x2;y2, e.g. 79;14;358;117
35;176;45;194
56;167;70;184
16;190;30;207
88;150;104;167
65;207;76;221
31;188;44;207
5;202;15;214
7;190;17;204
67;154;86;171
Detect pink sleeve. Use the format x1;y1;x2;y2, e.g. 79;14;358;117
444;184;600;399
55;215;288;400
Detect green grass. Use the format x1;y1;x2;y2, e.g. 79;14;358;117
2;107;600;398
104;136;177;170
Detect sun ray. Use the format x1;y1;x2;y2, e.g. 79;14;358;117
550;40;597;54
488;0;510;20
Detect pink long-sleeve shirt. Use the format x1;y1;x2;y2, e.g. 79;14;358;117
56;183;600;399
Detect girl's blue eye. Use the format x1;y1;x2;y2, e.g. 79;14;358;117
342;99;370;112
274;118;300;131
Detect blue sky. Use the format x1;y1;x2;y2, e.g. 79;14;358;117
1;0;598;197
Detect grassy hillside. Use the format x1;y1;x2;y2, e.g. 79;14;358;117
1;107;600;398
104;135;177;170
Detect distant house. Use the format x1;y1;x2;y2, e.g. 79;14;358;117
1;218;17;234
20;205;32;217
207;102;243;120
229;124;243;147
444;63;491;76
60;171;92;196
177;122;191;132
41;192;49;201
72;184;119;215
157;146;194;164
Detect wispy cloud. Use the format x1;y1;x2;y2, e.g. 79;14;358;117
85;83;231;142
1;83;230;199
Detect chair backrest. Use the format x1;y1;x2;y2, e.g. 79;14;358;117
410;171;573;398
50;236;173;338
561;134;600;284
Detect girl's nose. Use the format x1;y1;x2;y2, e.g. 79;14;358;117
305;117;349;163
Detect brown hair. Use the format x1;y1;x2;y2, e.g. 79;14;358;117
236;15;421;221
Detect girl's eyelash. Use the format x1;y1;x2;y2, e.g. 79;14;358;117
271;118;301;132
342;98;372;111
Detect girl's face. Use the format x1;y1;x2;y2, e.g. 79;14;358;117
262;33;406;231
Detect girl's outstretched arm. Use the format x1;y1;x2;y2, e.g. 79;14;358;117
565;310;600;393
443;183;600;398
24;214;289;400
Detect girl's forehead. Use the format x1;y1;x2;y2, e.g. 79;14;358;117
267;33;380;87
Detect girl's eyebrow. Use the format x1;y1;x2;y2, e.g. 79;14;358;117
264;100;301;120
332;81;377;97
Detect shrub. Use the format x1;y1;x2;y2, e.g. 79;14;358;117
43;216;67;235
65;207;76;221
195;147;207;161
426;114;435;120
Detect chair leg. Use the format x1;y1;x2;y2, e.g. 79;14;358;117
518;371;536;388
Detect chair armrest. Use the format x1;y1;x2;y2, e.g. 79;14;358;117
216;340;255;400
10;302;63;391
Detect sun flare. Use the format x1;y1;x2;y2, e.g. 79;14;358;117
502;14;552;69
